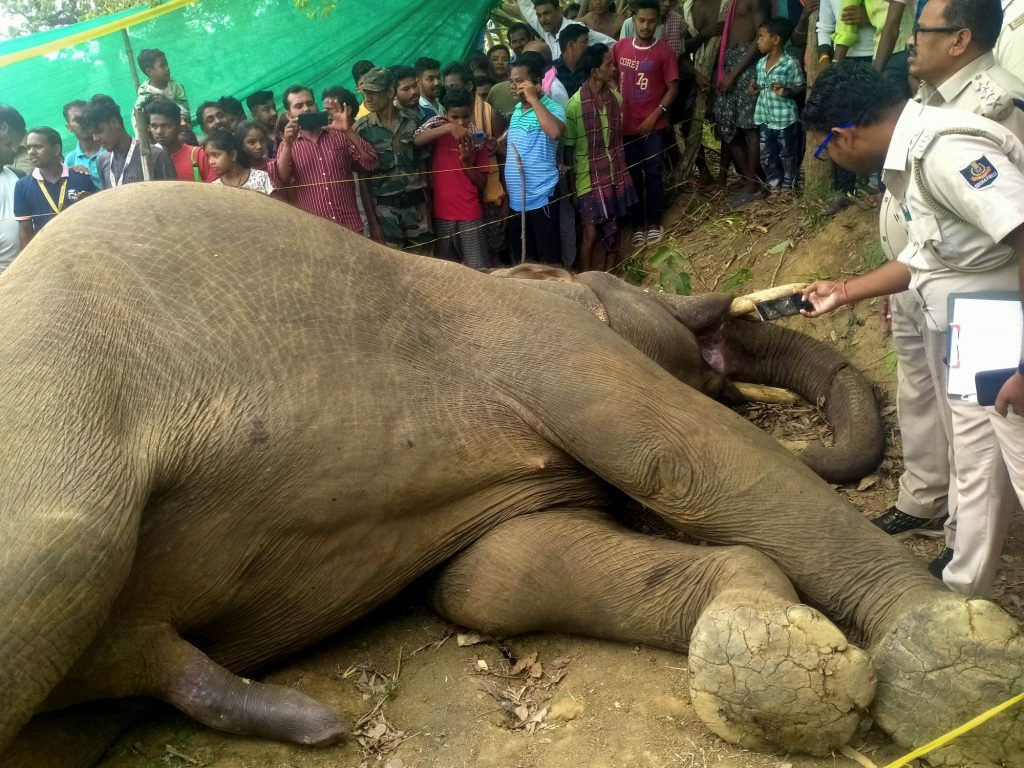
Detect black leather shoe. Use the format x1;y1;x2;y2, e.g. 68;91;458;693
928;547;954;580
872;507;945;535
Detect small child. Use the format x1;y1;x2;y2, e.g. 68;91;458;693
751;18;805;191
206;130;274;195
412;88;490;269
135;48;191;127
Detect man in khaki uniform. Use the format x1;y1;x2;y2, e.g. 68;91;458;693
873;0;1024;560
803;61;1024;598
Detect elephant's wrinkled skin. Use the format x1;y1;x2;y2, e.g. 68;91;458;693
0;184;1020;767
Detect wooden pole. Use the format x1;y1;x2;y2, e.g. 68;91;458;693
122;28;154;181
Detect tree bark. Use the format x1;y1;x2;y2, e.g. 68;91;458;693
801;11;833;189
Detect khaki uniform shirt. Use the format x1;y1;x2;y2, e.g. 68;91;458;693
917;52;1024;143
353;108;425;199
997;0;1024;84
882;101;1024;332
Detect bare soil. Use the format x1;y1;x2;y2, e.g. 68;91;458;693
93;190;1024;768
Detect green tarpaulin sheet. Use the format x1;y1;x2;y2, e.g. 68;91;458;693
1;0;496;140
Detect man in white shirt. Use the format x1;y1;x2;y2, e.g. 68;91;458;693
996;0;1024;81
513;0;616;58
0;128;22;272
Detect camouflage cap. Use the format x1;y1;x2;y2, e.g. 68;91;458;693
358;67;396;92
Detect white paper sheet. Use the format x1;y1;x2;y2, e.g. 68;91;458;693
947;297;1023;399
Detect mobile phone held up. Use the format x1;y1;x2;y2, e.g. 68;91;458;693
297;111;331;131
471;131;486;150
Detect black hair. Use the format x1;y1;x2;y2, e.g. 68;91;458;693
558;22;590;51
442;86;475;112
567;2;582;11
635;0;661;12
468;52;489;72
204;129;251;168
532;0;559;9
351;59;375;87
26;126;62;152
196;100;223;126
0;104;27;137
512;51;545;84
145;98;181;122
943;0;1003;50
442;60;474;87
62;99;87;122
235;120;268;160
803;61;906;131
136;48;166;74
322;86;360;116
415;57;441;76
218;96;246;119
488;44;510;59
507;22;536;40
79;95;122;131
579;43;609;77
245;90;275;111
474;72;496;88
390;64;416;82
759;16;794;40
282;84;315;111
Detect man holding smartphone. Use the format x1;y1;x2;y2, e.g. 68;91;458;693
275;84;379;234
355;68;432;252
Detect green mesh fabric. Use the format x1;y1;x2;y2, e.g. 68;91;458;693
3;0;497;139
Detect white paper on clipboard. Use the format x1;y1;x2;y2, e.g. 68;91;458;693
946;296;1023;399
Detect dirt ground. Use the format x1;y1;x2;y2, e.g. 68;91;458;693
91;189;1024;768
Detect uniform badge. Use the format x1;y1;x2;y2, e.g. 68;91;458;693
959;156;998;189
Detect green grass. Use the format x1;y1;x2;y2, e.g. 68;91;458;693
862;241;886;271
799;176;834;231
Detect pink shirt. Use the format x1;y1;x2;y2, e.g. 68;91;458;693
613;37;679;136
278;128;378;232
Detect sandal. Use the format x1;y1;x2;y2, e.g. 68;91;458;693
630;230;647;248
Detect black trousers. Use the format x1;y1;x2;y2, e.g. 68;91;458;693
508;196;562;265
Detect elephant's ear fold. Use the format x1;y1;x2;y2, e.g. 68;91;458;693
654;293;733;334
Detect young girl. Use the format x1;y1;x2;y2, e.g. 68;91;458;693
235;120;269;167
206;130;273;194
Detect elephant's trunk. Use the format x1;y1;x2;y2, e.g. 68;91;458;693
715;318;885;484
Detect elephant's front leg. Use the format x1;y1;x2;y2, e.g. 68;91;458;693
429;508;875;756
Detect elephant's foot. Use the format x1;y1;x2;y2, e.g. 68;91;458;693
871;594;1023;767
688;589;875;756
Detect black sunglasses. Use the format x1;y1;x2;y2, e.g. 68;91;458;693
911;24;964;40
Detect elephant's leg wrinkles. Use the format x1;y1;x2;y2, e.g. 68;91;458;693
430;508;875;755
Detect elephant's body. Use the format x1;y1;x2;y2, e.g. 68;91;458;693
1;184;1020;768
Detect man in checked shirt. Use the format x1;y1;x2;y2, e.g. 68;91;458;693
276;84;379;233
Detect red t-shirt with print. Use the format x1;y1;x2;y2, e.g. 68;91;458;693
613;37;679;136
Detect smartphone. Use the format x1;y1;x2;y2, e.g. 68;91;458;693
297;111;330;130
471;130;486;150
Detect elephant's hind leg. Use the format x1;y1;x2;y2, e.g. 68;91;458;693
429;508;875;756
48;624;348;748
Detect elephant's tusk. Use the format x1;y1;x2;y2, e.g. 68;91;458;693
729;283;809;316
733;382;803;405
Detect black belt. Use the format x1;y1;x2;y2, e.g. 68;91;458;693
376;188;426;207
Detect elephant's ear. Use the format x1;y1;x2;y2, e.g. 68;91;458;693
653;293;733;334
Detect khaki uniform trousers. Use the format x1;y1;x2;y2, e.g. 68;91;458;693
944;403;1024;597
891;290;957;522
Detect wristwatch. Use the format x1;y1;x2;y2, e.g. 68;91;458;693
659;103;668;114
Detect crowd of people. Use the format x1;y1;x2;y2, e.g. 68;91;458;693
1;0;1024;595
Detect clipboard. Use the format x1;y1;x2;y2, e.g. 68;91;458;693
945;292;1022;400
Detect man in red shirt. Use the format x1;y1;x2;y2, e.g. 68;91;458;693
275;85;379;233
613;0;678;246
146;99;216;182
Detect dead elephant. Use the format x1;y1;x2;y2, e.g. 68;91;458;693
0;184;1020;768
